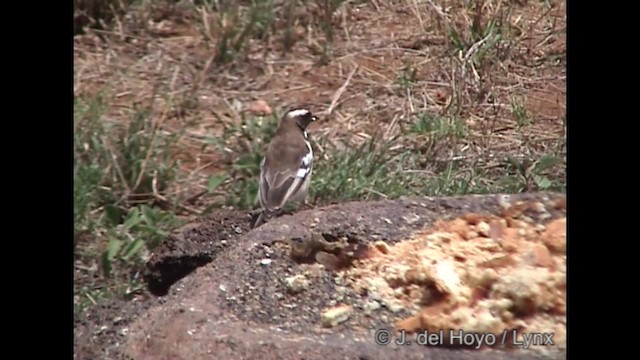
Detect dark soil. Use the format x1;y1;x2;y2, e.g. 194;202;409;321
74;192;566;360
144;210;254;296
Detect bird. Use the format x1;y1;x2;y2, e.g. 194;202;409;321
252;107;318;229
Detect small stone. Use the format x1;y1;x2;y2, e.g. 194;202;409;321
285;275;309;294
491;269;546;315
374;241;390;254
369;290;382;302
501;311;515;322
498;195;512;209
477;221;490;237
364;300;381;314
386;300;404;313
521;215;534;223
465;231;478;240
531;202;546;213
527;244;553;268
219;284;227;292
259;258;272;266
249;100;272;116
335;286;347;295
403;214;421;225
321;305;353;327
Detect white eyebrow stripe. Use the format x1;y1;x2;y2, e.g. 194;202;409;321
287;109;310;118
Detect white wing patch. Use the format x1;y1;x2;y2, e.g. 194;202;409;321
296;167;309;178
296;141;313;179
301;151;312;167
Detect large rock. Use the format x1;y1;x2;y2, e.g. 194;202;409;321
74;192;566;360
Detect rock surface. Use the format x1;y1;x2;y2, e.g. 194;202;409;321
74;192;566;360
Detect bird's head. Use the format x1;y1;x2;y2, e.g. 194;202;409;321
281;108;318;131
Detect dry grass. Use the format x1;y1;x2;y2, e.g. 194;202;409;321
74;0;565;312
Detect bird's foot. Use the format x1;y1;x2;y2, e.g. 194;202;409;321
277;208;294;216
296;199;314;211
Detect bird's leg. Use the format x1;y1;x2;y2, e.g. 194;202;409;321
251;210;266;229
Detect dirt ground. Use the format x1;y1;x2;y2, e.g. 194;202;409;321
74;191;566;360
74;0;566;193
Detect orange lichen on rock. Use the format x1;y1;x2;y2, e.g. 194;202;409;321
338;200;566;352
540;218;566;253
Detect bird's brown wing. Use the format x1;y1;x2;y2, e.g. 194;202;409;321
259;140;310;211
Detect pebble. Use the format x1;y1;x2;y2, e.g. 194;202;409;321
403;214;421;225
498;195;512;209
321;304;353;327
364;300;381;314
285;275;309;294
477;221;490;237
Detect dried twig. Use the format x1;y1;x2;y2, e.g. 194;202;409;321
384;114;400;141
325;65;358;116
132;96;171;192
